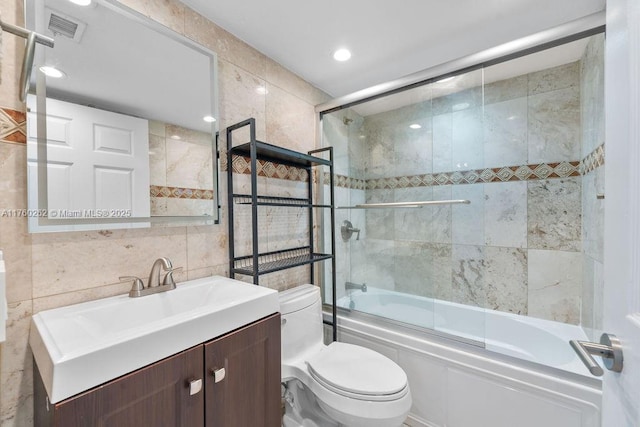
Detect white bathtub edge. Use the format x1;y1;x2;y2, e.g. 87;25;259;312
328;311;602;412
331;316;601;426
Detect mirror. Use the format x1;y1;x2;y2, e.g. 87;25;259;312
25;0;219;232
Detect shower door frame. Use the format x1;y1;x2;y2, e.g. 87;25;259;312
316;10;606;344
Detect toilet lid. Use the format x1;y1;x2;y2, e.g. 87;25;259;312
307;342;407;398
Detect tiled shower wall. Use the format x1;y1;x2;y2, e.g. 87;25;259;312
331;38;604;326
0;0;329;424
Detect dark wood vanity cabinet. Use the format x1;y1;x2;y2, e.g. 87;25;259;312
36;345;205;427
35;313;281;427
205;311;281;427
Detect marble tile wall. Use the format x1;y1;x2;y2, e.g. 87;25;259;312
0;0;330;423
327;51;601;330
149;121;215;216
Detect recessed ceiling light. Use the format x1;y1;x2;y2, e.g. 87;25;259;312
39;66;66;78
333;48;351;62
409;124;422;129
170;135;181;140
436;76;455;83
256;86;268;95
68;0;92;5
452;102;470;111
203;115;216;123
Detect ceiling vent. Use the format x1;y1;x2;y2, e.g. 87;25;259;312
45;8;87;42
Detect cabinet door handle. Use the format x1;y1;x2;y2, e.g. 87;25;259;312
211;367;226;383
188;378;203;396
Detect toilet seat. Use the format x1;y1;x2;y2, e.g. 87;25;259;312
306;342;408;402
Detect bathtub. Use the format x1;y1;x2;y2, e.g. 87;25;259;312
331;287;602;427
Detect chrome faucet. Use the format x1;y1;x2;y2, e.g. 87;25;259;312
120;257;180;298
345;281;367;292
148;257;173;288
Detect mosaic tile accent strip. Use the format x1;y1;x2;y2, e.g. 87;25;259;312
580;143;605;175
0;107;27;144
322;172;366;190
228;155;310;182
150;185;214;200
364;161;580;190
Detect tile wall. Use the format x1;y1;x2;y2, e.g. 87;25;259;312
149;121;215;216
0;0;329;424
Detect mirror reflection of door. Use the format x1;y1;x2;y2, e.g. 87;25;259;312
26;96;150;218
25;0;219;232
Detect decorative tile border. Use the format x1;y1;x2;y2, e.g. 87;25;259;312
0;107;27;144
322;173;366;190
228;155;310;182
325;144;605;190
150;185;214;200
366;161;581;190
580;143;605;175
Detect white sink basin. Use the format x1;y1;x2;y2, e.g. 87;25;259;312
30;275;279;403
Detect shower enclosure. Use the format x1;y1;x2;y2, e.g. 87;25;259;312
320;31;605;373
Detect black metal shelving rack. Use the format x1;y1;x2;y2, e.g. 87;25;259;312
226;118;337;340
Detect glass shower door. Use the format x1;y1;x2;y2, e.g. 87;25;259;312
322;68;487;347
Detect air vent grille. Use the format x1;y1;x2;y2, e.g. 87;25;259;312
48;13;79;39
44;9;87;42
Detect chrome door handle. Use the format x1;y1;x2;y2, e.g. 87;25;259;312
188;378;203;396
570;333;623;376
212;367;226;383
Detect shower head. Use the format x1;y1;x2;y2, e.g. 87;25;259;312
343;117;353;125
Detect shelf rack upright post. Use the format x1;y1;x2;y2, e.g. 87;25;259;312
226;118;337;339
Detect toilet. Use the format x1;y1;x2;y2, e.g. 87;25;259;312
279;284;412;427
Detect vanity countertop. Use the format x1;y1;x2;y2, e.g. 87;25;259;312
29;275;278;403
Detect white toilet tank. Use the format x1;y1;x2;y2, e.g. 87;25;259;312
279;285;324;364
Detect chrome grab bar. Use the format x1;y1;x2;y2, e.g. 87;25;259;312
337;199;470;209
569;333;623;377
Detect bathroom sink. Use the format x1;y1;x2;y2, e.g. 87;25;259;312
29;275;278;403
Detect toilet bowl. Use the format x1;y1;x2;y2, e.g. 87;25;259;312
279;284;411;427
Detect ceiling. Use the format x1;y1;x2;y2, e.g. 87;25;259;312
181;0;605;98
